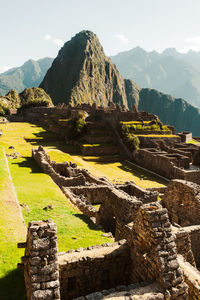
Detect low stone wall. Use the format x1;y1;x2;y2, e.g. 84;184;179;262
117;182;158;203
18;220;60;300
74;282;165;300
62;187;98;218
69;185;109;205
163;180;200;226
59;240;130;300
97;187;142;235
32;147;86;187
178;255;200;300
183;225;200;269
172;227;196;267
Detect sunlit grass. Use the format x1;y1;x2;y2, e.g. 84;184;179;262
0;123;112;300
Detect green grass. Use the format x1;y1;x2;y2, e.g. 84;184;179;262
0;146;26;299
187;139;200;145
65;155;168;188
0;123;112;300
135;134;178;137
120;121;152;125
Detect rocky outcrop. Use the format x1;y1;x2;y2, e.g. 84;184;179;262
124;79;140;109
19;87;53;106
40;30;129;107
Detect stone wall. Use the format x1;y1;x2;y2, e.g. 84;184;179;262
172;227;196;267
58;240;130;300
177;255;200;300
183;226;200;269
97;187;142;235
18;220;60;300
32;147;86;187
133;148;200;184
162;180;200;226
128;202;188;299
117;182;158;203
178;132;193;143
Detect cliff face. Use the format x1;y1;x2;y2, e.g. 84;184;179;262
124;79;140;109
40;31;128;107
139;88;200;135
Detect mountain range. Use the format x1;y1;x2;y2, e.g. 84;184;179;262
0;57;53;96
111;47;200;108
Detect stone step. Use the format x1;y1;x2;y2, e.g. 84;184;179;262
83;135;113;144
81;143;119;156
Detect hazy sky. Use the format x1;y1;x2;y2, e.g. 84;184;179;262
1;0;200;73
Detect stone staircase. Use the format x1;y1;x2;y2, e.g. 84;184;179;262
81;122;119;156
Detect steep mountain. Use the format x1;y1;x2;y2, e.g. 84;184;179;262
0;57;53;96
139;89;200;136
124;79;140;109
40;30;128;107
111;48;200;108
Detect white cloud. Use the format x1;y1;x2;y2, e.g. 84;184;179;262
53;39;64;47
0;65;13;74
44;34;64;47
180;36;200;53
44;34;52;41
114;34;128;45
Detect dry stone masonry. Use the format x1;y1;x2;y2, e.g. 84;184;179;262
18;220;60;300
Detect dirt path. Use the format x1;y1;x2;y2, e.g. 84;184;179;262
4;150;26;230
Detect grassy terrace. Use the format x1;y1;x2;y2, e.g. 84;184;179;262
0;123;112;299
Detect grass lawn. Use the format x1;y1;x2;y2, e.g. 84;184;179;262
187;139;200;145
49;153;167;188
0;123;112;300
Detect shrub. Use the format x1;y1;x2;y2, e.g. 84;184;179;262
161;125;169;131
0;103;9;116
18;99;51;111
66;115;86;141
125;133;140;151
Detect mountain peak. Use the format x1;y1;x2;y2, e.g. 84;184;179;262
40;30;129;107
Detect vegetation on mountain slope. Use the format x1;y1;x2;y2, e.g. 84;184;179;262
0;58;53;96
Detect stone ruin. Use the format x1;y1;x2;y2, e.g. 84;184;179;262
133;142;200;185
17;146;200;299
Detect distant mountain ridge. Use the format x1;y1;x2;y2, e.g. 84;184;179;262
111;47;200;108
0;57;54;96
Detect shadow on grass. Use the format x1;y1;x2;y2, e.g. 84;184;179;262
118;162;167;185
73;213;102;231
24;128;79;155
10;157;43;174
83;155;120;163
0;269;26;300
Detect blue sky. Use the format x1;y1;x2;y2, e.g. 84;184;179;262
1;0;200;73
